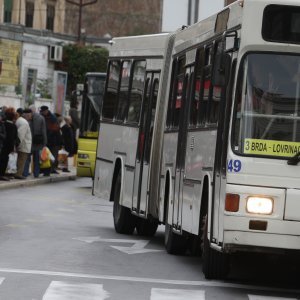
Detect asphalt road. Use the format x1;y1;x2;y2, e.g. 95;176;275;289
0;178;299;299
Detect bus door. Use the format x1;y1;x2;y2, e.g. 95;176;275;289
173;66;193;229
132;73;160;215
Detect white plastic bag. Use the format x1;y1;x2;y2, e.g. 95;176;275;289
7;152;17;174
58;148;68;169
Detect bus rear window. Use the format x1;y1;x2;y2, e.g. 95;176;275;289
262;5;300;44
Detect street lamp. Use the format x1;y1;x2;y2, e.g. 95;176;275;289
66;0;97;44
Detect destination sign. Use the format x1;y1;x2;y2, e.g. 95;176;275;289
244;138;300;157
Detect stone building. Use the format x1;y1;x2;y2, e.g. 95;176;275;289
64;0;163;39
0;0;163;39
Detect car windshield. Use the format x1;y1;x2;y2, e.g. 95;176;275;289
233;53;300;158
79;76;105;138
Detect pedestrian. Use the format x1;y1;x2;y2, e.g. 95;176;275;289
60;116;76;172
69;98;80;135
23;106;47;178
40;106;62;174
0;110;6;157
0;107;18;181
15;108;32;179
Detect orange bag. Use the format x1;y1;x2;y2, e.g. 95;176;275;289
40;146;48;162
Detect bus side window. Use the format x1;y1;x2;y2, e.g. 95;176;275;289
166;60;177;129
190;47;205;127
198;46;213;125
208;42;226;125
115;60;131;122
172;56;186;129
127;60;146;124
102;60;121;120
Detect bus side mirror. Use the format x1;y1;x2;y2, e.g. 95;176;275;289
212;53;231;87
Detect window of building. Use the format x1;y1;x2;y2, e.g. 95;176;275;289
26;1;34;28
46;5;55;31
4;0;12;23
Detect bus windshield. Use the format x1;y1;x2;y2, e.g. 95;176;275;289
233;53;300;158
80;74;106;138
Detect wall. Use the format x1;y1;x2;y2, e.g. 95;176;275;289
21;43;55;107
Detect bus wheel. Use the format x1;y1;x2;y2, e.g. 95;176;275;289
113;172;136;234
136;219;158;236
165;223;188;255
201;214;230;279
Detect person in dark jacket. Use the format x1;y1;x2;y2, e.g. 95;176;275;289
40;106;62;174
0;107;17;181
23;106;47;178
60;116;77;172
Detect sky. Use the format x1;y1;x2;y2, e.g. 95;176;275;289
162;0;225;32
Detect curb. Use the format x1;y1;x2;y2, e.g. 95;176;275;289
0;173;77;191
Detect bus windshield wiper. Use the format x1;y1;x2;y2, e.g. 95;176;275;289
287;151;300;165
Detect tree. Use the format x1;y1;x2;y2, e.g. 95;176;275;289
55;44;108;96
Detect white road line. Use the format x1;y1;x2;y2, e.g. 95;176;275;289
0;267;298;295
0;277;4;285
249;295;297;300
150;288;205;300
42;281;110;300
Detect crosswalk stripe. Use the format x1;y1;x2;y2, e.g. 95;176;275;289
42;281;110;300
248;295;297;300
150;288;205;300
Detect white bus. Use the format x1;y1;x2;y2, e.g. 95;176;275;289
93;32;175;235
94;0;300;279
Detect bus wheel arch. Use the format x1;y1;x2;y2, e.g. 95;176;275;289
111;160;136;234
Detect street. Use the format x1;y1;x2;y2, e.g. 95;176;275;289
0;178;299;299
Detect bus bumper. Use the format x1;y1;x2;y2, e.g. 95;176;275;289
223;216;300;252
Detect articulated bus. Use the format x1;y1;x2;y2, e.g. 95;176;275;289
94;0;300;279
77;72;106;177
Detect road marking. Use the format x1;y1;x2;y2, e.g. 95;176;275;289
0;267;299;295
5;224;25;228
0;277;4;285
25;218;44;223
43;281;110;300
249;295;297;300
57;208;75;213
42;213;62;218
151;288;205;300
73;236;163;254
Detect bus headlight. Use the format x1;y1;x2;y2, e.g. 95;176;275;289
246;196;273;215
78;154;89;159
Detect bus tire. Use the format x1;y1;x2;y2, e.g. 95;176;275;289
136;218;158;236
164;223;188;255
201;215;230;279
113;171;136;234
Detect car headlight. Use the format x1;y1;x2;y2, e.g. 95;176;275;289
246;196;273;215
78;154;89;159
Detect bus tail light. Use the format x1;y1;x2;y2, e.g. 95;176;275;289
225;193;240;212
246;197;273;215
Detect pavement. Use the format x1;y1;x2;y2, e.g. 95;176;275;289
0;166;77;191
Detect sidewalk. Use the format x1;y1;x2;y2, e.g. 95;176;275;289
0;166;77;191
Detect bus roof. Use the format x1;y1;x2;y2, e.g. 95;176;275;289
109;33;170;58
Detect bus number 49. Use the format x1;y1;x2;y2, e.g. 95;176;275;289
227;159;242;173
